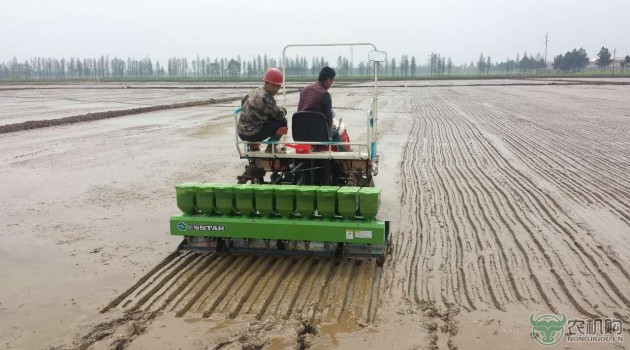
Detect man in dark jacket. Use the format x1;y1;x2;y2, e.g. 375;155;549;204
297;66;336;129
238;68;287;153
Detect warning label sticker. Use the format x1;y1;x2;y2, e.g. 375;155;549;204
346;230;354;239
355;230;373;239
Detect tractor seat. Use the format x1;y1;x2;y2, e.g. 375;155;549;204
291;112;330;146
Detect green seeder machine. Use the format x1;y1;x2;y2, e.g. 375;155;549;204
169;43;390;262
171;183;388;261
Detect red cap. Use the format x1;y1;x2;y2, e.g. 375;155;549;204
263;68;283;85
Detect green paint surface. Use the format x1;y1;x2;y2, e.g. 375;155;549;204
295;186;318;218
234;184;255;215
214;184;235;215
274;185;297;217
175;183;200;215
316;186;339;219
337;187;360;219
195;183;217;215
170;215;386;244
359;187;381;220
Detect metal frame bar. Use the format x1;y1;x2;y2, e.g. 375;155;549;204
234;107;371;159
233;43;384;166
282;43;380;160
177;239;387;260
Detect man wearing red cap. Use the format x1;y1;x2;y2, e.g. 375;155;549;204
238;67;288;153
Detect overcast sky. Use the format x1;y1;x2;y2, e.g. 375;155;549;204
1;0;628;65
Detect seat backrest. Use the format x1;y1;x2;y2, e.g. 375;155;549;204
292;111;329;142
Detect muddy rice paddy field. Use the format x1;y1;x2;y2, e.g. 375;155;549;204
0;80;629;349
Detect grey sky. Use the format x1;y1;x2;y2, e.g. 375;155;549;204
1;0;628;65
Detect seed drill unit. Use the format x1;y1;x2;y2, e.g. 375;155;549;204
169;44;389;263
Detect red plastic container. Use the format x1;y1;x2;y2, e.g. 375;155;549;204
285;144;311;154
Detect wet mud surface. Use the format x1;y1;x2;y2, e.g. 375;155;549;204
1;81;629;349
0;85;258;126
0;97;240;134
100;252;382;323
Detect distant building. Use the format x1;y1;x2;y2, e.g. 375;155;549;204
587;58;624;70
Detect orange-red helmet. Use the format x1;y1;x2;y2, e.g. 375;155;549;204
263;68;284;86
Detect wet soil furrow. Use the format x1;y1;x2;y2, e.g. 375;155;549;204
367;264;382;323
228;257;278;319
410;98;439;305
438;100;530;304
100;251;179;313
294;259;329;318
402;88;560;312
336;261;362;322
142;253;210;311
445;93;623;315
319;260;353;322
269;258;309;318
255;258;299;320
347;261;371;321
450;104;598;314
202;256;257;317
434;102;521;306
297;260;334;321
456;101;630;308
428;103;475;308
464;90;630;224
0;97;241;134
128;252;199;312
396;101;423;303
132;252;189;299
169;254;222;311
220;257;273;315
282;259;320;320
480;106;630;225
174;255;237;317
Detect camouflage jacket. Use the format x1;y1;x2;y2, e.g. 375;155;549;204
237;87;287;136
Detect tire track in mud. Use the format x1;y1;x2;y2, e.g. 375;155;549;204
83;252;383;349
443;89;630;289
451;88;630;315
433;102;518;309
387;88;630;326
100;252;383;323
78;259;360;350
483;111;630;226
458;87;630;226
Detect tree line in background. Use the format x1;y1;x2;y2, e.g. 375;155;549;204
1;47;628;81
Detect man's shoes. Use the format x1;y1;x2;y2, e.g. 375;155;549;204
265;144;286;154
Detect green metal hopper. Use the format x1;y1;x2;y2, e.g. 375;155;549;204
170;183;389;260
